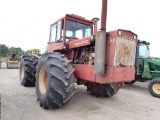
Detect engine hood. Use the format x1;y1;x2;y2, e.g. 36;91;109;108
146;57;160;66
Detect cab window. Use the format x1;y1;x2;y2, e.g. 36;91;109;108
50;20;62;43
50;24;57;42
66;20;92;41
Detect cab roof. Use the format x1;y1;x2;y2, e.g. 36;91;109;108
51;14;94;26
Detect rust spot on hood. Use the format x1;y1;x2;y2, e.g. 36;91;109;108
115;37;136;66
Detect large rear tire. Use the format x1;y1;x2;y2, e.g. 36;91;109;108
36;52;77;109
85;82;119;97
148;79;160;98
19;56;38;86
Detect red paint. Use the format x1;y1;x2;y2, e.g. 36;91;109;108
66;14;93;26
67;51;74;60
50;14;93;27
92;18;99;34
105;29;138;66
48;14;94;50
63;18;66;48
48;42;63;52
68;36;91;49
94;21;98;34
72;64;95;81
72;64;135;84
101;0;107;30
47;11;138;86
96;67;135;84
71;29;137;84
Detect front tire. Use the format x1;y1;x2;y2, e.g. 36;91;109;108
36;52;77;109
148;79;160;98
85;82;119;97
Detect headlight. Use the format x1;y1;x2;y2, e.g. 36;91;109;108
118;30;122;35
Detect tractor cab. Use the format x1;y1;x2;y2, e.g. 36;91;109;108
135;40;151;75
31;49;41;56
138;40;150;59
48;14;98;52
8;54;19;61
25;49;41;58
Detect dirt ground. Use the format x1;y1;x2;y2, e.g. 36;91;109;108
0;62;159;120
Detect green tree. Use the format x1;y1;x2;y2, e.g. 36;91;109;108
0;44;9;57
9;47;24;54
24;50;31;55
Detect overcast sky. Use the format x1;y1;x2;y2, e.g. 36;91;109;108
0;0;160;57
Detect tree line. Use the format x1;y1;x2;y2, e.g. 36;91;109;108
0;44;24;57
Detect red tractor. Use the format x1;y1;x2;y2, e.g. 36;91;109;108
19;0;138;109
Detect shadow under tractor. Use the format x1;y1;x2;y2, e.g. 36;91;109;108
19;0;138;109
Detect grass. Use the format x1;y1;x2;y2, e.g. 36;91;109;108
0;57;7;62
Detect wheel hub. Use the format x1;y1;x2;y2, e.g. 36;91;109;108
39;66;48;94
152;83;160;94
20;64;24;81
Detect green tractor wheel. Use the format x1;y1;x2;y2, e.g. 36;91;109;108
148;79;160;98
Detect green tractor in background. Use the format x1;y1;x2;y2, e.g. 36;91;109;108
126;40;160;98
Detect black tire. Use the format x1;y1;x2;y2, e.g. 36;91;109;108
19;56;38;86
36;52;77;109
31;56;38;67
85;82;119;97
148;79;160;98
125;80;136;84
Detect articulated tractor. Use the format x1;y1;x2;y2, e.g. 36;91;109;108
19;0;138;109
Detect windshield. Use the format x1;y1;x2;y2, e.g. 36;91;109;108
33;50;39;55
9;54;17;58
139;43;150;58
66;20;92;41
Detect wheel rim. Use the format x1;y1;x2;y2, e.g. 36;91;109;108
20;64;24;81
39;66;48;94
152;83;160;94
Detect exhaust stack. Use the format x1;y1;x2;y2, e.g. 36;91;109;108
94;0;107;74
100;0;107;30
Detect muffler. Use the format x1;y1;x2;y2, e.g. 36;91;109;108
94;0;107;74
94;30;106;74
